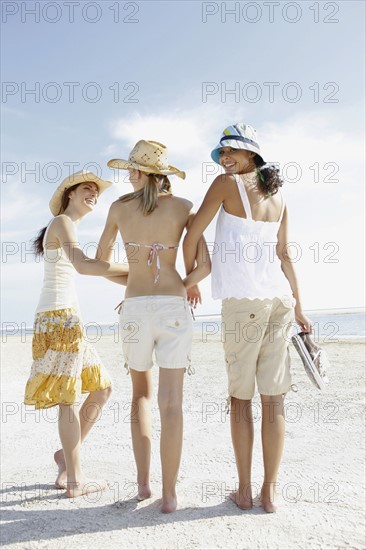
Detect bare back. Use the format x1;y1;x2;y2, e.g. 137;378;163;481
112;194;192;298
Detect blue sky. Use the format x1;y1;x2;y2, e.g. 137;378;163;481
1;0;365;326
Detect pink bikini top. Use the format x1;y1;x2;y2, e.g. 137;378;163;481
125;242;179;284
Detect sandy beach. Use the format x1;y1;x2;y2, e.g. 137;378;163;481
1;331;365;550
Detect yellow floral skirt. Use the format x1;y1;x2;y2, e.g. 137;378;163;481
24;308;112;409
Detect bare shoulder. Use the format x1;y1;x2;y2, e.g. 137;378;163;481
110;197;137;216
170;195;193;211
205;174;237;196
50;214;73;230
109;199;124;213
212;173;236;189
45;215;75;246
111;198;124;209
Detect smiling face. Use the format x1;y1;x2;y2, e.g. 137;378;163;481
219;147;256;174
67;182;99;213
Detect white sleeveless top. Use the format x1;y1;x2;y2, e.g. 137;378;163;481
36;224;79;313
211;174;293;301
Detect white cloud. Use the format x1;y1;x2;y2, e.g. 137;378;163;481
100;143;119;157
109;104;233;166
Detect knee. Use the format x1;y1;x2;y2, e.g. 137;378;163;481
99;385;112;404
231;397;252;412
158;394;182;418
132;389;153;404
231;397;252;405
260;394;285;419
260;394;284;407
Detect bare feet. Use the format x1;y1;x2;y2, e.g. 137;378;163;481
54;449;67;489
137;483;152;501
260;483;278;513
229;490;253;510
66;478;107;498
161;493;177;513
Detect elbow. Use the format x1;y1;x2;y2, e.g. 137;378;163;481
203;257;212;277
74;262;87;275
183;233;195;250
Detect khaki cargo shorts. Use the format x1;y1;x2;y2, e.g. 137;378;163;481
221;296;296;399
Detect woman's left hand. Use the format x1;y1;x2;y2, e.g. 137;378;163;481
295;305;313;333
187;285;202;308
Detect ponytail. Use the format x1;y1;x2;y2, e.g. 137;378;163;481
254;155;283;197
32;225;48;257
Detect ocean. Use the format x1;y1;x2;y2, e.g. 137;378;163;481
1;309;364;343
192;309;365;342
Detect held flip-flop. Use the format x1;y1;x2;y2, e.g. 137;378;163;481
292;332;330;390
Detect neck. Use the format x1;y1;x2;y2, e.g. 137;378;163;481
132;182;145;192
239;169;257;180
62;206;84;223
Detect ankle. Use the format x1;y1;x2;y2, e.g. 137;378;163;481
261;482;278;499
237;482;253;499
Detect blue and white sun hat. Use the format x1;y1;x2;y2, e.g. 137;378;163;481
211;123;265;165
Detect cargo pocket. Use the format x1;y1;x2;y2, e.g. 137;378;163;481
162;316;189;330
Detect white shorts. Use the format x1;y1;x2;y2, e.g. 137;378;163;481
119;296;193;372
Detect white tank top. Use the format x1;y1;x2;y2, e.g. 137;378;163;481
36;223;79;313
211;174;293;301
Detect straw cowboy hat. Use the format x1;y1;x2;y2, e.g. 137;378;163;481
49;170;113;216
107;140;186;179
211;122;266;165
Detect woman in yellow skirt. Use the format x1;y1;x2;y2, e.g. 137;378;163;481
24;170;128;498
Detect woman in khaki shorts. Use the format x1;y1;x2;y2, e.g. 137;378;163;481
98;140;210;513
184;123;312;513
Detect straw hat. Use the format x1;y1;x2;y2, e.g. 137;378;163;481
108;140;186;179
211;123;265;164
49;170;113;216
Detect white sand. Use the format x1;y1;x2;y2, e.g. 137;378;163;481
1;332;365;550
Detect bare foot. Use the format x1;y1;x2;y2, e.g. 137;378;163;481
261;500;277;513
137;483;152;501
161;493;177;513
66;479;107;498
260;483;278;513
54;449;67;489
229;490;253;510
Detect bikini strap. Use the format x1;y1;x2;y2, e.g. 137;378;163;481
234;174;252;220
124;242;179;284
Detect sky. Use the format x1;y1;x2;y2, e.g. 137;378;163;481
1;0;365;328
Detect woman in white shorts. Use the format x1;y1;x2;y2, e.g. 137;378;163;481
98;140;210;513
24;170;128;498
184;123;312;513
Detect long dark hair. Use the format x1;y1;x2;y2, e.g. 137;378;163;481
32;183;80;257
118;173;172;215
254;155;283;196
